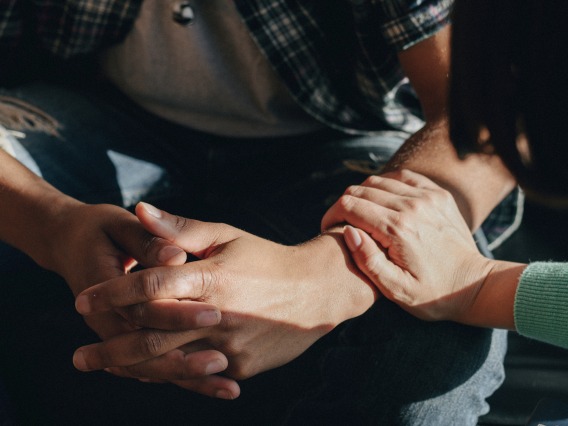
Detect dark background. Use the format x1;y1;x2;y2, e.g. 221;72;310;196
480;198;568;425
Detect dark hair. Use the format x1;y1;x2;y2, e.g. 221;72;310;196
450;0;568;201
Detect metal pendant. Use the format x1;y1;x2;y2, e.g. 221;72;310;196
172;1;195;26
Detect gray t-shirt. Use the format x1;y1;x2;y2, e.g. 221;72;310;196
100;0;322;137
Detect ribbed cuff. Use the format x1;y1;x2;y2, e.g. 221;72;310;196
380;0;453;51
514;262;568;349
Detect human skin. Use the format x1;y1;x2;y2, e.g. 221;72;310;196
73;202;377;382
322;169;527;330
68;25;517;392
1;24;516;399
0;148;236;398
390;27;515;232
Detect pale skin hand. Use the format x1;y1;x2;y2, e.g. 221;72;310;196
73;203;376;384
322;169;526;329
0;149;236;399
313;25;518;328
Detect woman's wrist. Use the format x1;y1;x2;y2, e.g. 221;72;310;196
459;259;526;330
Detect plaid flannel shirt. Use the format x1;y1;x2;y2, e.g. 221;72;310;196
0;0;452;133
0;0;522;247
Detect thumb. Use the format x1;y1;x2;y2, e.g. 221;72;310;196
343;226;407;300
135;202;242;258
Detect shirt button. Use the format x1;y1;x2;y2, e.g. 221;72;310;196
172;1;195;26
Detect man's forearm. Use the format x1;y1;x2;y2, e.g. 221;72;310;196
391;25;517;231
382;118;516;230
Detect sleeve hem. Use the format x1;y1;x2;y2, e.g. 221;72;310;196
514;262;568;348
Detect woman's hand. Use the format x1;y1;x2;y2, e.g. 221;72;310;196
322;170;494;323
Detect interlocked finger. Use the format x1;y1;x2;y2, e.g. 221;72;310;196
75;265;214;315
117;299;221;330
73;327;207;372
105;347;228;381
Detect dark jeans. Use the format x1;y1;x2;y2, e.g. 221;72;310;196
0;81;509;425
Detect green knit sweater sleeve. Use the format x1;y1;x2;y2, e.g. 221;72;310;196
514;262;568;348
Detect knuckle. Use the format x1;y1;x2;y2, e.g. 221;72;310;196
388;213;407;235
140;271;163;301
217;330;243;359
384;170;404;182
437;187;454;203
344;185;360;196
138;330;166;357
197;265;219;299
393;287;415;308
398;169;414;180
420;191;436;204
361;250;382;277
124;303;147;327
230;368;250;381
402;198;420;212
227;359;253;381
174;215;189;233
222;340;243;359
337;194;356;213
363;175;382;187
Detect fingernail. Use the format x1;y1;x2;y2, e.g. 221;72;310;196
157;245;185;263
141;202;162;218
344;226;362;251
73;350;88;371
215;389;234;400
205;359;226;375
75;295;91;314
196;309;221;327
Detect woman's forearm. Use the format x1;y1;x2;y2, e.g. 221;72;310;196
461;260;527;330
